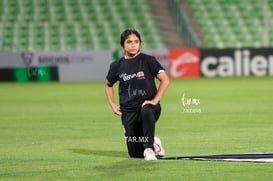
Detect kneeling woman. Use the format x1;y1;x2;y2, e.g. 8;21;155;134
105;29;169;160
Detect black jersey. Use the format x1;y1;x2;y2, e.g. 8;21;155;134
106;53;165;112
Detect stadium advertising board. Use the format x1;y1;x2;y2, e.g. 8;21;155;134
169;48;273;78
1;48;273;82
169;48;200;78
0;52;22;68
200;48;273;77
0;50;113;82
0;50;168;82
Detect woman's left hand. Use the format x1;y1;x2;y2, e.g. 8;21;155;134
142;100;157;107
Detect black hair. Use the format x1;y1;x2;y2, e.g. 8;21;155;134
120;29;142;47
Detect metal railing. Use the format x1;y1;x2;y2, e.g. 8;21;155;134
167;0;201;47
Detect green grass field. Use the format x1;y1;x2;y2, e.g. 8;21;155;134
1;76;273;180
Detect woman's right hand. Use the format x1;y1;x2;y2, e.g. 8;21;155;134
111;103;122;116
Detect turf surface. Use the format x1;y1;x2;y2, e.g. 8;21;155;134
0;76;273;180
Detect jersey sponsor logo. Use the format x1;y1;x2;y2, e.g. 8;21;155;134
200;49;273;77
169;49;200;78
120;71;145;81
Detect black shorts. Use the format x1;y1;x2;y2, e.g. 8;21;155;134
121;103;161;158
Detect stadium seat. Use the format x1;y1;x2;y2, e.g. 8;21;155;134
0;0;166;51
1;23;14;42
187;0;272;48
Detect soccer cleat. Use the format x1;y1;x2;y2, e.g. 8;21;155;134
154;137;165;158
144;148;157;161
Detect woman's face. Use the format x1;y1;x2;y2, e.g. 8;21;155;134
123;34;140;58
